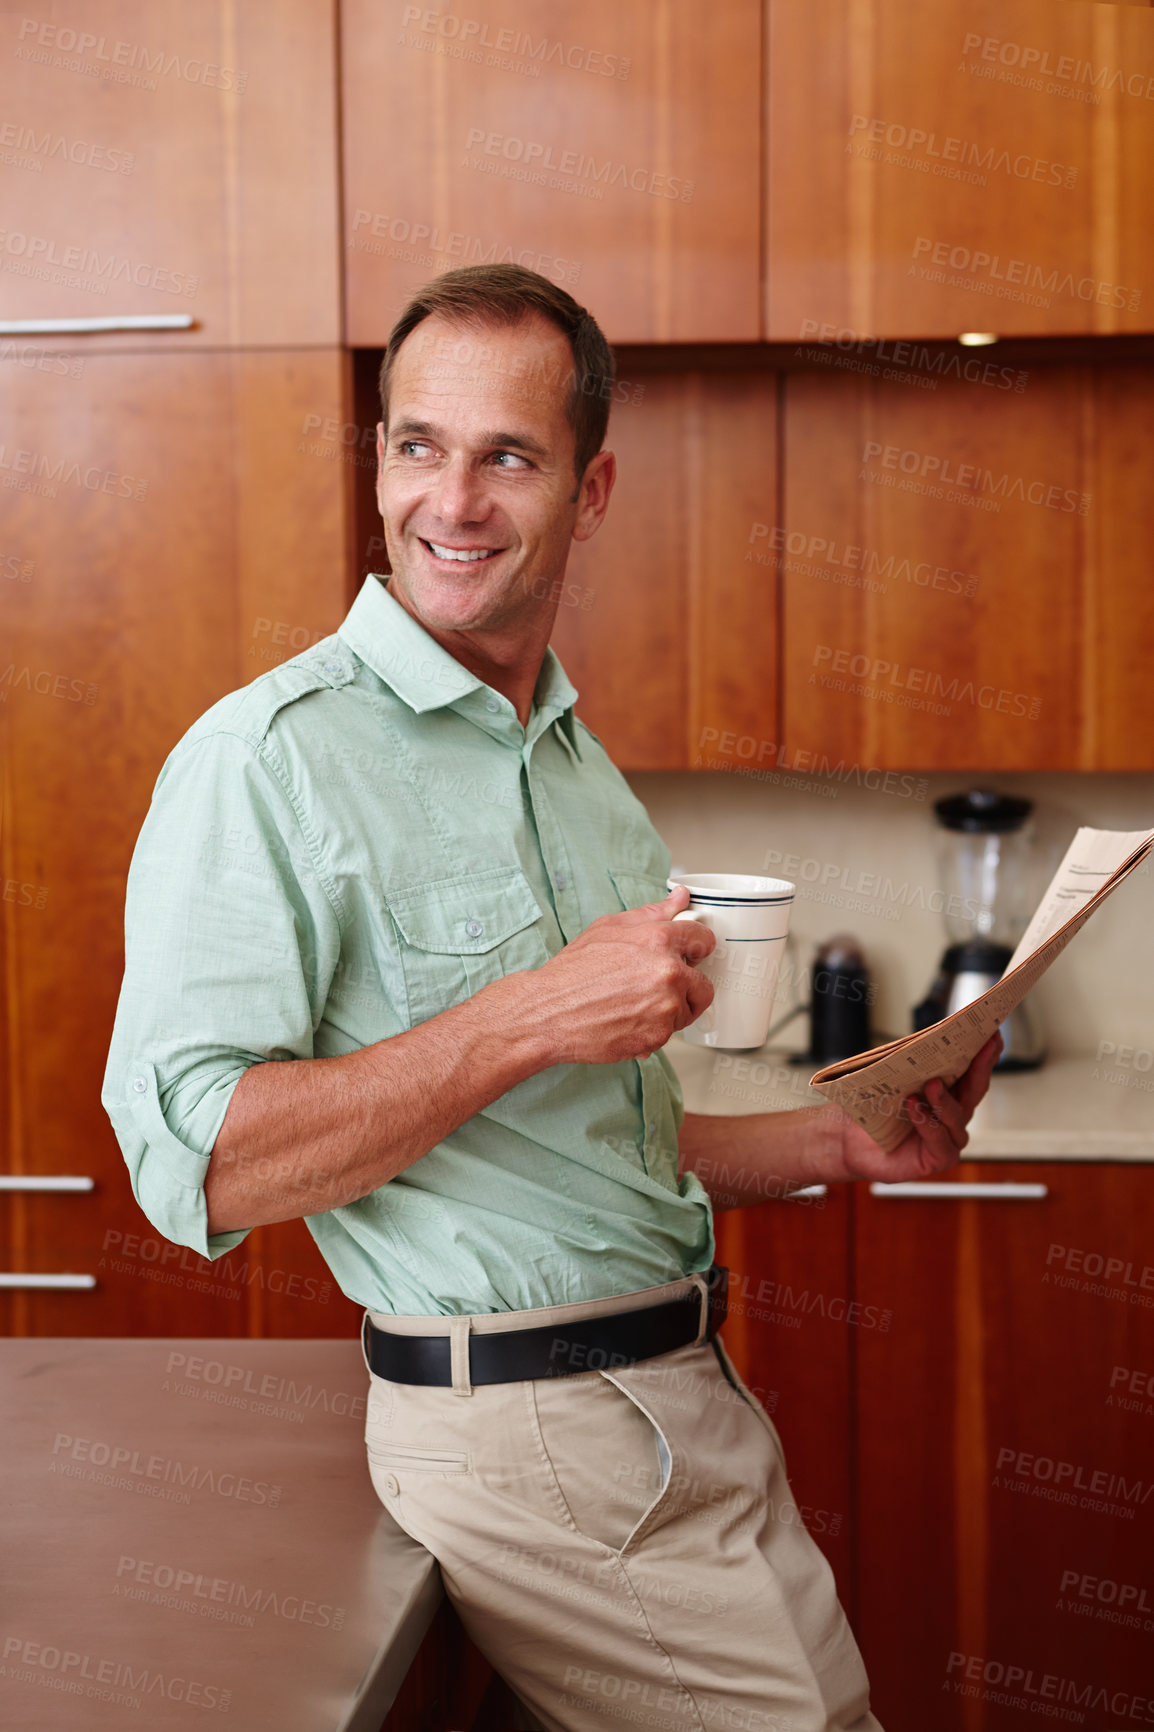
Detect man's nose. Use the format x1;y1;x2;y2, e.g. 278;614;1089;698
429;458;491;525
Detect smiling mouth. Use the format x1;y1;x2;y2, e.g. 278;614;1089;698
421;539;503;563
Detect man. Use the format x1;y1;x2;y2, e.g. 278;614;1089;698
104;264;999;1732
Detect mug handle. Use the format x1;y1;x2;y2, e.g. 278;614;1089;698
671;907;719;968
671;908;716;1033
671;908;714;933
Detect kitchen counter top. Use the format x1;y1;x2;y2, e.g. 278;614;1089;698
668;1040;1154;1162
0;1338;441;1730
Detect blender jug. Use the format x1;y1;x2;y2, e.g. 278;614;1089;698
913;788;1045;1070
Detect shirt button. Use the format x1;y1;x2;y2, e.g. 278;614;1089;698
383;1474;400;1497
555;871;567;890
465;918;484;938
485;696;500;713
324;659;345;675
646;1120;656;1138
132;1077;147;1094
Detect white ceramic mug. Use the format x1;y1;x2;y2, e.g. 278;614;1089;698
668;871;796;1050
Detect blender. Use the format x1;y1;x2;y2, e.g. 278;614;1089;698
912;788;1045;1070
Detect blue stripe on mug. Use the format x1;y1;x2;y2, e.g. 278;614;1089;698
676;895;793;907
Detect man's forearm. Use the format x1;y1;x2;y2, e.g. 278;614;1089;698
203;888;720;1237
678;1107;845;1210
204;973;552;1234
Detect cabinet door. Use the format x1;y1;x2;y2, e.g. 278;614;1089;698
552;366;779;768
781;363;1154;771
853;1163;1154;1732
1086;366;1154;768
713;1187;856;1611
342;0;761;343
0;349;360;1338
1;0;340;346
767;0;1154;339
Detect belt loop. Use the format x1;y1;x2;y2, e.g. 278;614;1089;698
707;1264;729;1339
449;1317;473;1397
360;1311;373;1376
690;1274;710;1345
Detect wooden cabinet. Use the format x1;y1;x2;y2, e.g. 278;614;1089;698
767;0;1154;339
713;1188;856;1609
349;343;1154;774
852;1163;1154;1732
1084;365;1154;769
1;0;340;346
349;341;1154;775
780;361;1154;770
543;364;781;769
341;0;762;344
719;1163;1154;1731
0;348;361;1337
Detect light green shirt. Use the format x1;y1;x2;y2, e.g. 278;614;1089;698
103;575;714;1315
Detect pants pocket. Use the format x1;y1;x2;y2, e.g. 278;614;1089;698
365;1442;470;1473
363;1375;472;1522
531;1370;672;1555
712;1335;790;1477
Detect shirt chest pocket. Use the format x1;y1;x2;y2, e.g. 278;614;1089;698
387;865;551;1030
607;867;672;914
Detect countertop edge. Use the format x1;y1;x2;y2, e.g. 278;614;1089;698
339;1553;443;1732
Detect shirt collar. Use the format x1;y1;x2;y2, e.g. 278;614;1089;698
550;701;583;763
337;575;582;758
535;663;583;762
532;647;580;734
339;575;481;712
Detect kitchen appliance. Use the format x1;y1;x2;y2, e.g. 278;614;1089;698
790;935;873;1064
913;788;1045;1070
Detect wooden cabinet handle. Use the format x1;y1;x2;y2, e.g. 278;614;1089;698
0;315;194;334
869;1181;1048;1200
0;1274;96;1288
0;1176;94;1191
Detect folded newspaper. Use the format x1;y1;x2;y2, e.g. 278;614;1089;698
809;826;1154;1152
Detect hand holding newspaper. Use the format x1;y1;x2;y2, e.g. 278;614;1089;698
809;826;1154;1152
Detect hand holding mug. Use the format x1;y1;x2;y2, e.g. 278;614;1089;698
668;872;795;1049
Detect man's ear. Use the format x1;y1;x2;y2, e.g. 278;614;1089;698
572;449;616;543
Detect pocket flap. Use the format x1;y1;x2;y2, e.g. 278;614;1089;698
608;867;671;912
388;866;544;955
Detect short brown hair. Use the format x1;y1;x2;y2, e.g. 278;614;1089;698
378;264;615;481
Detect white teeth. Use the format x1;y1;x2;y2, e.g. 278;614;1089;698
427;542;497;562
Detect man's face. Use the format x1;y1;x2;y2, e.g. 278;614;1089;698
376;311;612;637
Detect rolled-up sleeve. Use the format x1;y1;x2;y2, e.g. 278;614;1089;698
102;729;343;1259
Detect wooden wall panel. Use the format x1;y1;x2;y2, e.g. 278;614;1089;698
551;375;691;767
768;0;1154;339
342;0;762;344
254;1220;363;1341
553;367;779;769
0;0;340;347
0;349;351;1336
781;368;1091;770
1085;368;1154;767
688;372;783;760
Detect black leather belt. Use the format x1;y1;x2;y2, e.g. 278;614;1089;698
362;1265;728;1387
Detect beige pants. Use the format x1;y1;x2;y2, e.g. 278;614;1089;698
362;1272;882;1732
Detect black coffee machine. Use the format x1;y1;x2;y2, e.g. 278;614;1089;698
913;788;1045;1071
